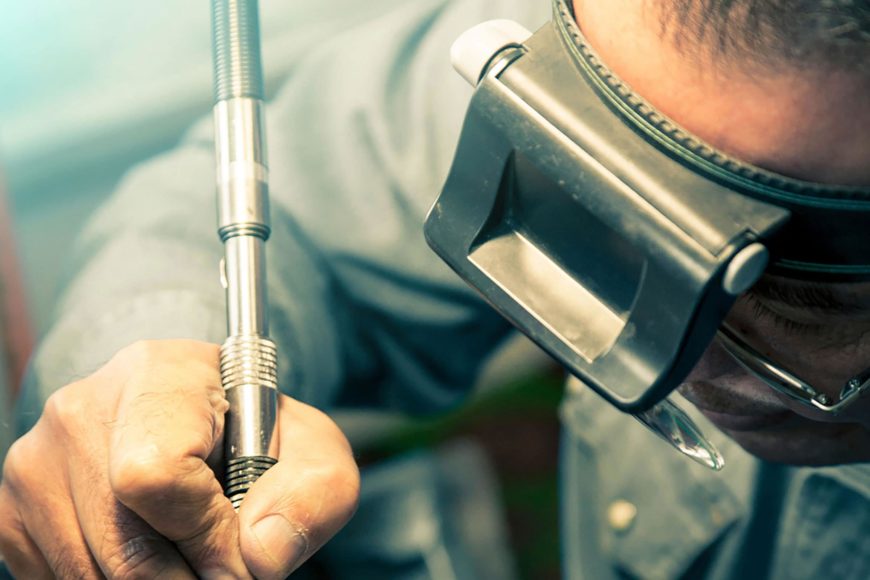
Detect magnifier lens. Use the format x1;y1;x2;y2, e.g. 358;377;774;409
633;398;725;471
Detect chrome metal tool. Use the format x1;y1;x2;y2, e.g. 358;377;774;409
211;0;278;509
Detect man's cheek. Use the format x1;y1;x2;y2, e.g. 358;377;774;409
684;339;741;383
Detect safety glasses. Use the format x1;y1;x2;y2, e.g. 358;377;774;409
717;325;870;415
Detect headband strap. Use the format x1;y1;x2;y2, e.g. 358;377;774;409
554;0;870;280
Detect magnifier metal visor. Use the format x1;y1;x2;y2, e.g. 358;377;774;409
425;11;870;469
425;0;870;469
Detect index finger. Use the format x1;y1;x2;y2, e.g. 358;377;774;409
105;340;250;577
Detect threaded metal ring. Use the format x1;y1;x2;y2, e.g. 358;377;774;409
219;223;271;242
225;455;278;509
211;0;265;101
220;335;278;391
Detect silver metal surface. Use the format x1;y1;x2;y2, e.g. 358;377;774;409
215;98;270;239
211;0;278;506
223;236;268;336
469;231;624;363
225;385;279;456
222;335;279;458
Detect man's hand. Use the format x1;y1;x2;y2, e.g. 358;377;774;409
0;340;360;579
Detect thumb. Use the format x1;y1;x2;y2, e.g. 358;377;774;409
237;396;359;579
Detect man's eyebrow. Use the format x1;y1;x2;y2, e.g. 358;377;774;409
748;278;861;313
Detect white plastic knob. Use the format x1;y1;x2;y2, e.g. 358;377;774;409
450;20;533;87
722;243;769;295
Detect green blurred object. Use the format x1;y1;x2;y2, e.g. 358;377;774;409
0;0;425;336
363;369;564;580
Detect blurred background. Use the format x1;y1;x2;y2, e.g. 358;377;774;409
0;1;563;577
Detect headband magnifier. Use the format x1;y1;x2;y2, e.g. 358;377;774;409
424;6;870;469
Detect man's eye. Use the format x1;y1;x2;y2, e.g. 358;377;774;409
744;294;820;335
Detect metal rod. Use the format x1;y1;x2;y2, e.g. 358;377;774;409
211;0;278;510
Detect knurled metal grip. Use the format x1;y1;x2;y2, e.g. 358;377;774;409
221;336;278;461
212;0;265;101
221;336;279;505
225;456;279;510
220;335;278;391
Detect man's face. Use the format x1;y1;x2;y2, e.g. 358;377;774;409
683;280;870;465
573;0;870;464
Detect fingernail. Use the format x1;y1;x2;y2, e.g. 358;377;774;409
251;515;308;573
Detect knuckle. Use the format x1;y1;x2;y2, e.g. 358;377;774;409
0;519;12;548
41;386;87;434
0;536;16;569
300;404;355;455
340;467;362;516
305;404;340;432
109;450;179;505
102;534;167;580
1;435;40;491
113;340;165;371
321;462;361;518
175;529;229;571
1;438;27;488
123;339;155;359
52;543;96;580
0;500;23;548
190;340;220;361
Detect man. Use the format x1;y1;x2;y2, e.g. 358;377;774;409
1;0;868;578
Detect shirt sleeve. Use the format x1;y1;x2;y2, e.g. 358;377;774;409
15;0;550;434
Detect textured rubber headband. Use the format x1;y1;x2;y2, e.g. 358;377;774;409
555;0;870;280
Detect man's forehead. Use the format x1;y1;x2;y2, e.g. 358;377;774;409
574;1;870;188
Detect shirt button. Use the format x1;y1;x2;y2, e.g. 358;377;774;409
710;507;725;527
608;499;638;534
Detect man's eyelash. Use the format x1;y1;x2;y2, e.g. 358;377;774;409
743;294;819;335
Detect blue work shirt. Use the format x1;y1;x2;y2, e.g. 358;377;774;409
16;0;870;578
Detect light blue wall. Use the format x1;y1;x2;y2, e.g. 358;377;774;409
1;0;408;335
2;0;221;335
0;0;426;464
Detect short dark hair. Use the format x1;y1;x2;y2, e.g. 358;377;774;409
657;0;870;71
